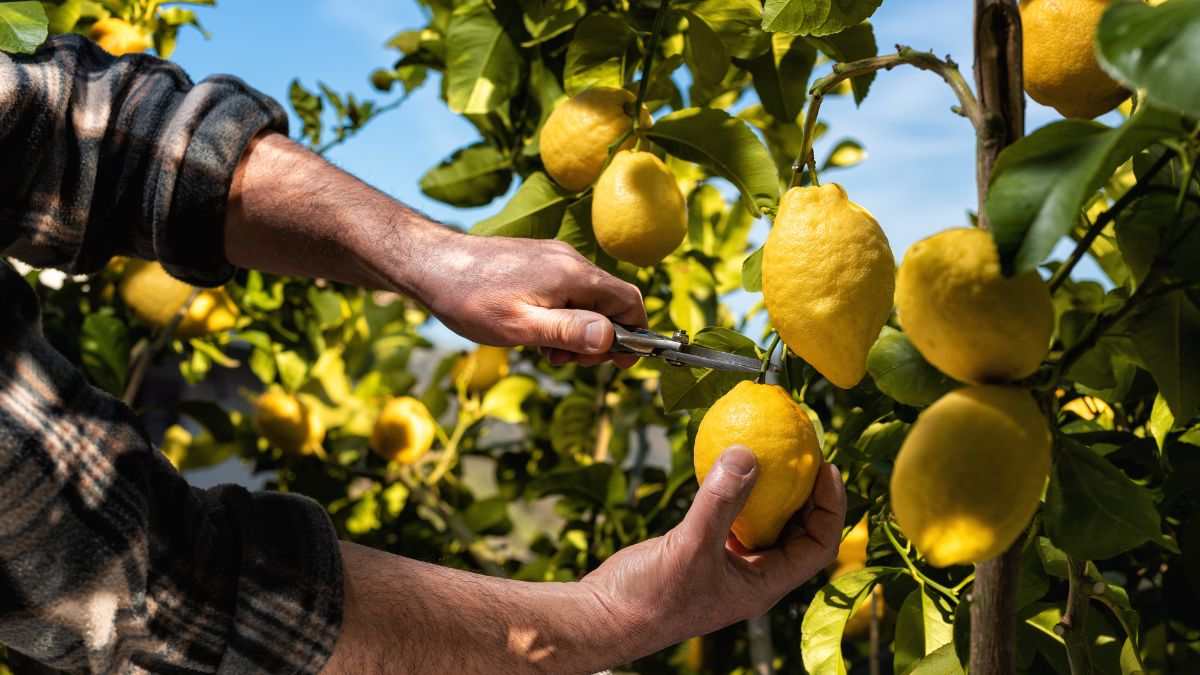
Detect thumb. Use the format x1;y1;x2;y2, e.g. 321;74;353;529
683;446;758;550
522;306;613;355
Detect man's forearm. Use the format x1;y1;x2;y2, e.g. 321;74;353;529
223;132;450;297
322;542;647;675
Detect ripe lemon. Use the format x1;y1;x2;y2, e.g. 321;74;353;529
762;184;896;389
896;228;1053;384
254;388;326;458
1021;0;1127;119
592;150;687;267
370;397;437;465
694;381;822;550
830;515;870;578
540;87;652;192
452;346;510;393
119;260;239;338
890;385;1051;567
89;17;153;56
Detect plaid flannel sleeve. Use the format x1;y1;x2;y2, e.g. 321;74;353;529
0;36;343;673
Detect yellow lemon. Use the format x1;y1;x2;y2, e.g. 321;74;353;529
762;184;896;389
890;385;1051;567
896;228;1053;384
254;388;326;458
830;515;870;578
694;382;822;550
89;17;153;56
370;397;437;465
540;87;652;192
452;346;510;393
1021;0;1128;118
119;260;239;338
592;150;687;267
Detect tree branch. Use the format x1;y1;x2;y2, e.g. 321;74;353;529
1055;557;1093;674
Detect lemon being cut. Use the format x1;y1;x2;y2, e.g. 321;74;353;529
592;150;687;267
371;397;437;465
254;388;326;458
694;381;822;550
890;385;1051;567
762;184;895;389
1021;0;1128;119
896;228;1053;384
540;87;652;192
119;260;238;338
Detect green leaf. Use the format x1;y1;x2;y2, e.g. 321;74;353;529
894;588;956;675
549;392;597;457
520;0;585;46
0;2;47;54
762;0;882;37
1149;393;1174;451
462;496;512;535
80;314;129;396
682;10;730;87
742;32;816;122
529;463;613;505
1115;193;1200;286
419;143;512;207
1128;291;1200;421
644;107;779;216
866;327;958;407
42;0;104;35
801;567;903;675
855;420;908;461
1097;0;1200;118
563;13;636;95
556;195;617;272
986;105;1183;275
289;80;324;147
676;0;769;59
472;172;571;238
908;643;966;675
445;4;522;114
822;139;867;170
481;375;539;423
1044;438;1162;561
741;245;764;292
807;21;878;104
275;350;308;392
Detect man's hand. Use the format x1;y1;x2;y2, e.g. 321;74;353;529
409;232;646;368
580;446;847;657
224;134;646;367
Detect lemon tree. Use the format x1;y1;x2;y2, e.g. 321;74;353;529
6;0;1200;673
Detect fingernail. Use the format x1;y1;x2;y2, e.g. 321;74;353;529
584;321;608;353
829;463;842;481
720;447;756;476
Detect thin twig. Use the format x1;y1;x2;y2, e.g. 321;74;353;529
633;0;671;124
746;614;775;675
792;46;984;188
757;333;781;384
882;520;959;601
314;93;411;156
122;288;200;405
1048;150;1176;293
1055;557;1093;674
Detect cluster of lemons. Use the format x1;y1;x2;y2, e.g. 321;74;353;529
691;0;1132;570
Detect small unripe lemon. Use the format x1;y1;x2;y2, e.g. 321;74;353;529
452;346;510;393
119;260;239;338
763;184;896;389
694;381;822;550
540;87;652;192
592;150;687;267
1020;0;1128;118
830;515;870;578
89;18;153;56
370;397;437;465
254;388;326;458
896;228;1053;384
890;385;1051;567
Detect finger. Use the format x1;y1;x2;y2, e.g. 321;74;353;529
611;353;639;369
565;269;647;329
522;307;614;355
543;348;572;366
681;446;758;552
759;464;847;592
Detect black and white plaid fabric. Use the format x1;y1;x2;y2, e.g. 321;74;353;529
0;36;342;674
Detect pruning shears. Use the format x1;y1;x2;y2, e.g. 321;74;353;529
611;324;781;374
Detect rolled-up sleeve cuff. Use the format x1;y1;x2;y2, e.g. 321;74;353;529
219;490;343;675
153;76;288;288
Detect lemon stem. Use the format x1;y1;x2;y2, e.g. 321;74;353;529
882;519;959;602
426;404;478;486
758;333;781;384
632;0;671;132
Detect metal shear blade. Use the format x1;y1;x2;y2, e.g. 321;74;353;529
611;324;780;375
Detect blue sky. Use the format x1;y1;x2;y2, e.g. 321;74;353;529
170;0;1113;349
